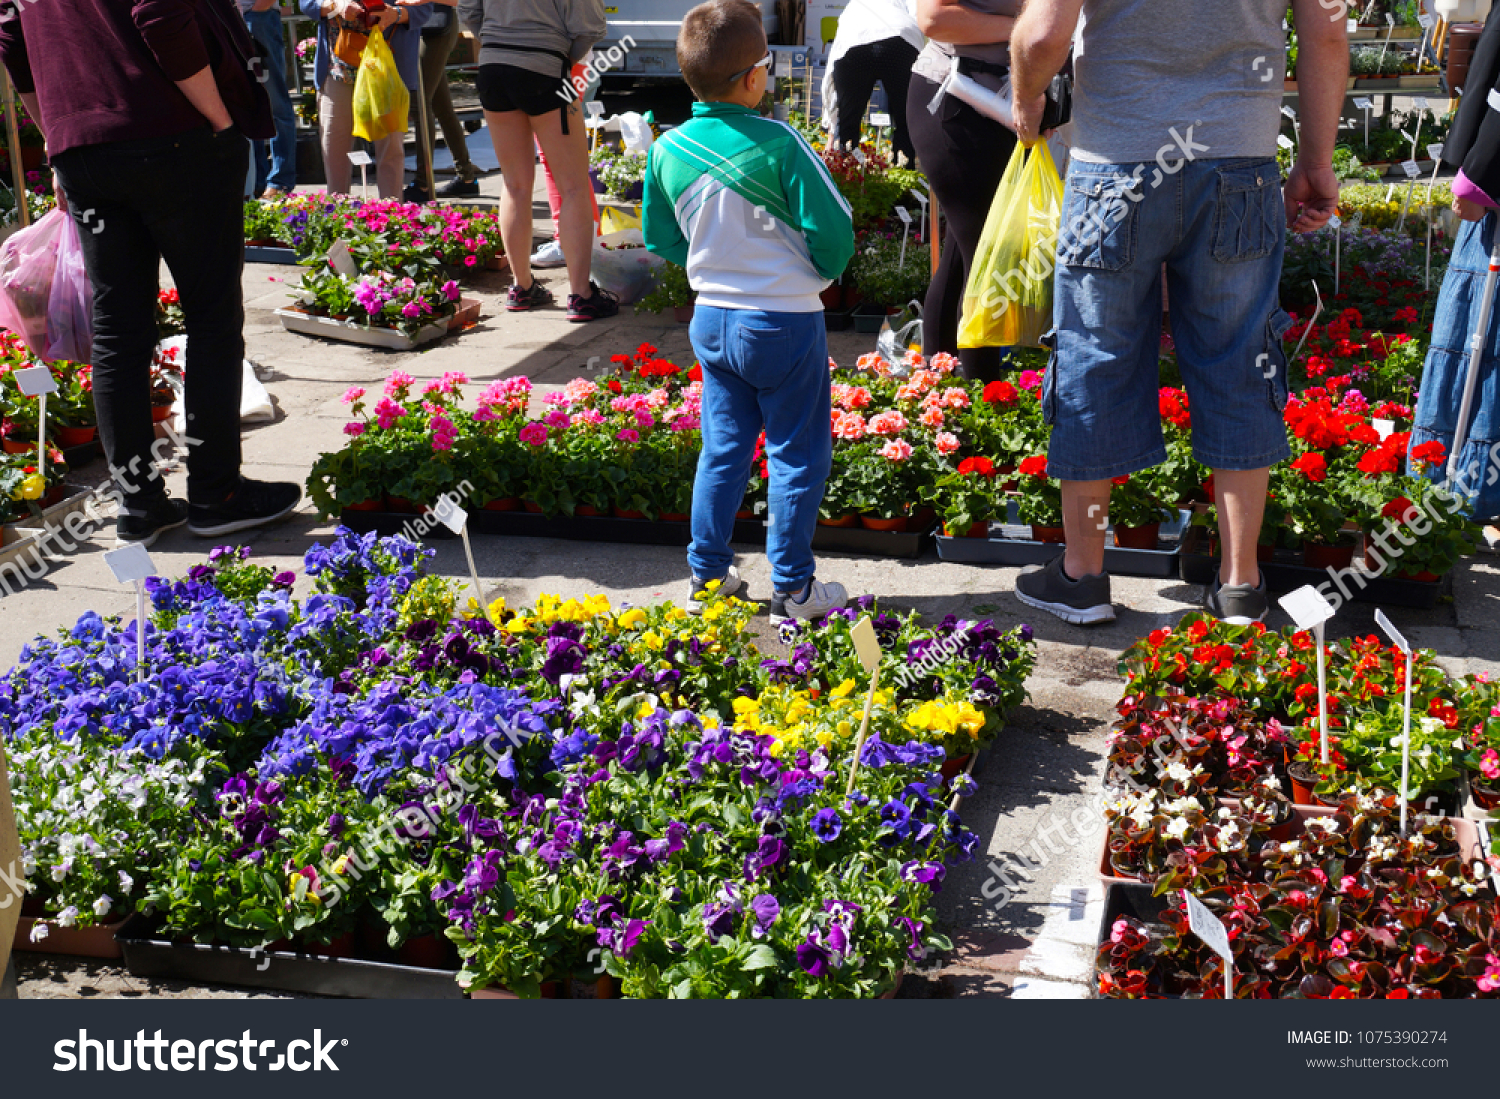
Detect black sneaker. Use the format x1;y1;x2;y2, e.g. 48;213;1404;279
566;281;619;323
1014;554;1115;625
403;183;432;205
1205;571;1269;625
188;479;302;538
437;177;480;197
507;279;555;312
116;496;188;548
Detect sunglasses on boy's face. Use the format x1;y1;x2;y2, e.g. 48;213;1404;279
728;52;772;83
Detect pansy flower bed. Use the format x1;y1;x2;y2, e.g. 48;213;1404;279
1096;614;1500;998
1;531;1035;997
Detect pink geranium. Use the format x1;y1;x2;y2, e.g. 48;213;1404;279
519;423;549;446
880;438;913;462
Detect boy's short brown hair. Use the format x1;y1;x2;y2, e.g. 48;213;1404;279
677;0;768;101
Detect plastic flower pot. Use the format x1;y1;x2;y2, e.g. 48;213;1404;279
1302;541;1355;569
612;506;647;519
673;304;695;325
910;507;937;529
396;934;455;970
819;284;843;311
1287;759;1319;806
943;522;988;538
483;497;520;512
150;405;174;423
1;438;33;454
1112;524;1159;550
309;932;356;959
735;508;756;520
55;425;96;447
1257;541;1275;562
15;914;129;959
386;496;420;514
1396;569;1441;582
343;498;384;512
1470;777;1500;811
574;505;601;517
817;514;860;528
522;501;544;514
939;753;972;780
661;511;689;523
1031;525;1066;544
860;514;908;532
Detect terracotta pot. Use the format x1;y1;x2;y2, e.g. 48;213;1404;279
396;934;454;970
1470;777;1500;811
41;485;65;508
1396;569;1441;583
522;501;544;514
1031;524;1065;544
55;425;96;447
1287;760;1319;806
612;506;647;519
1264;805;1298;843
574;505;601;517
735;508;757;520
386;496;420;514
910;506;937;528
860;515;908;532
486;254;509;272
359;921;391;959
150;405;174;423
940;753;973;780
1257;542;1275;562
673;304;695;325
310;932;356;959
818;514;860;528
943;522;988;538
819;284;842;311
1112;523;1159;550
483;497;519;512
16;915;129;959
343;498;384;512
1;437;33;454
661;511;689;523
1302;541;1355;569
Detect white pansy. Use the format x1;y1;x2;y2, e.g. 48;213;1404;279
50;859;71;883
56;905;78;927
92;895;113;917
117;871;134;894
29;923;48;943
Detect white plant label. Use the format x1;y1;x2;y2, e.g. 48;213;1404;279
1385;184;1397;202
1418;12;1435;28
431;495;468;535
1375;608;1411;654
12;366;56;397
1402;160;1422;179
1184;891;1235;998
1414;96;1430;110
1281;105;1297;120
1372;417;1395;439
1329;215;1343;230
1427;143;1445;162
347;150;373;167
869;112;891;127
894;206;912;225
1279;585;1336;632
104;543;156;584
1386;12;1395;24
852;149;866;166
327;239;359;279
1277;134;1295;150
1347;17;1358;31
850;616;881;675
1354;97;1374;110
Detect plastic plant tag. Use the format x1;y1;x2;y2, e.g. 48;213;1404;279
1281;105;1297;120
1375;608;1415;834
1372;417;1395;439
14;365;56;397
1375;608;1410;654
347;149;374;166
1277;134;1295;150
869;112;891;127
1184;891;1234;998
850;616;880;674
1413;96;1430;110
1329;214;1342;230
895;206;912;225
103;543;156;584
1347;17;1357;31
326;239;359;279
1427;143;1445;162
1354;97;1373;110
1279;585;1335;633
431;494;468;535
1419;11;1435;27
1402;160;1422;179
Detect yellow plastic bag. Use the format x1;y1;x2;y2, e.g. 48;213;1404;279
351;31;409;143
599;204;642;235
957;141;1064;349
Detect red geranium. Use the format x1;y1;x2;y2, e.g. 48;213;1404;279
958;456;996;477
981;380;1017;404
1290;453;1327;482
1018;455;1048;478
1409;439;1446;469
1381;496;1413;520
1158;387;1191;430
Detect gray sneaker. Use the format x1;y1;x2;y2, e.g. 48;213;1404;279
688;565;745;614
769;577;848;623
1205;572;1268;625
1014;554;1115;625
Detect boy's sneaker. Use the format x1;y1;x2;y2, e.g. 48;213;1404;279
687;565;745;614
437;177;481;197
531;239;567;268
507;279;554;312
188;479;302;538
1014;555;1115;625
1205;572;1269;625
769;577;847;624
116;495;188;548
567;281;619;323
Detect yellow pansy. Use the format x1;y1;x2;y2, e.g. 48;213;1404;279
641;630;665;651
16;473;44;501
616;607;648;630
830;679;856;699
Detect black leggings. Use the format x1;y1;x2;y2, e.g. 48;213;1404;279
832;38;920;165
907;71;1017;383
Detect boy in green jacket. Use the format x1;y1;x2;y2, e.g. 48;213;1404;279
643;0;856;621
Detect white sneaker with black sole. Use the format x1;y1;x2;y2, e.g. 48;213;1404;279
1014;554;1115;625
769;577;847;623
687;565;745;614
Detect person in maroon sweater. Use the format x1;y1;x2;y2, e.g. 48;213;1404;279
0;0;302;545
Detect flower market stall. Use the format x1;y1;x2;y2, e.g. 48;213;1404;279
2;530;1036;998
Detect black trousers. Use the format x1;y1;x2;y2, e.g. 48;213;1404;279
832;38;920;165
52;125;247;514
907;71;1016;383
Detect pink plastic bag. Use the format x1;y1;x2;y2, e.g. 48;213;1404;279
0;207;66;357
45;211;93;363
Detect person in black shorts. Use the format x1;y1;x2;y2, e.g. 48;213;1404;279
458;0;618;321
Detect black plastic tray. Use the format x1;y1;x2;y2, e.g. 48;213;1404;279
1092;883;1175;999
1177;529;1443;609
116;914;463;999
60;440;101;469
339;507;933;557
245;244;299;265
935;534;1180;579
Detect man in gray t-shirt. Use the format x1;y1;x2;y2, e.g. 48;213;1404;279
1005;0;1344;628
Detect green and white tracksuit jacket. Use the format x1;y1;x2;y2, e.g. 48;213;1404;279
642;101;856;314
